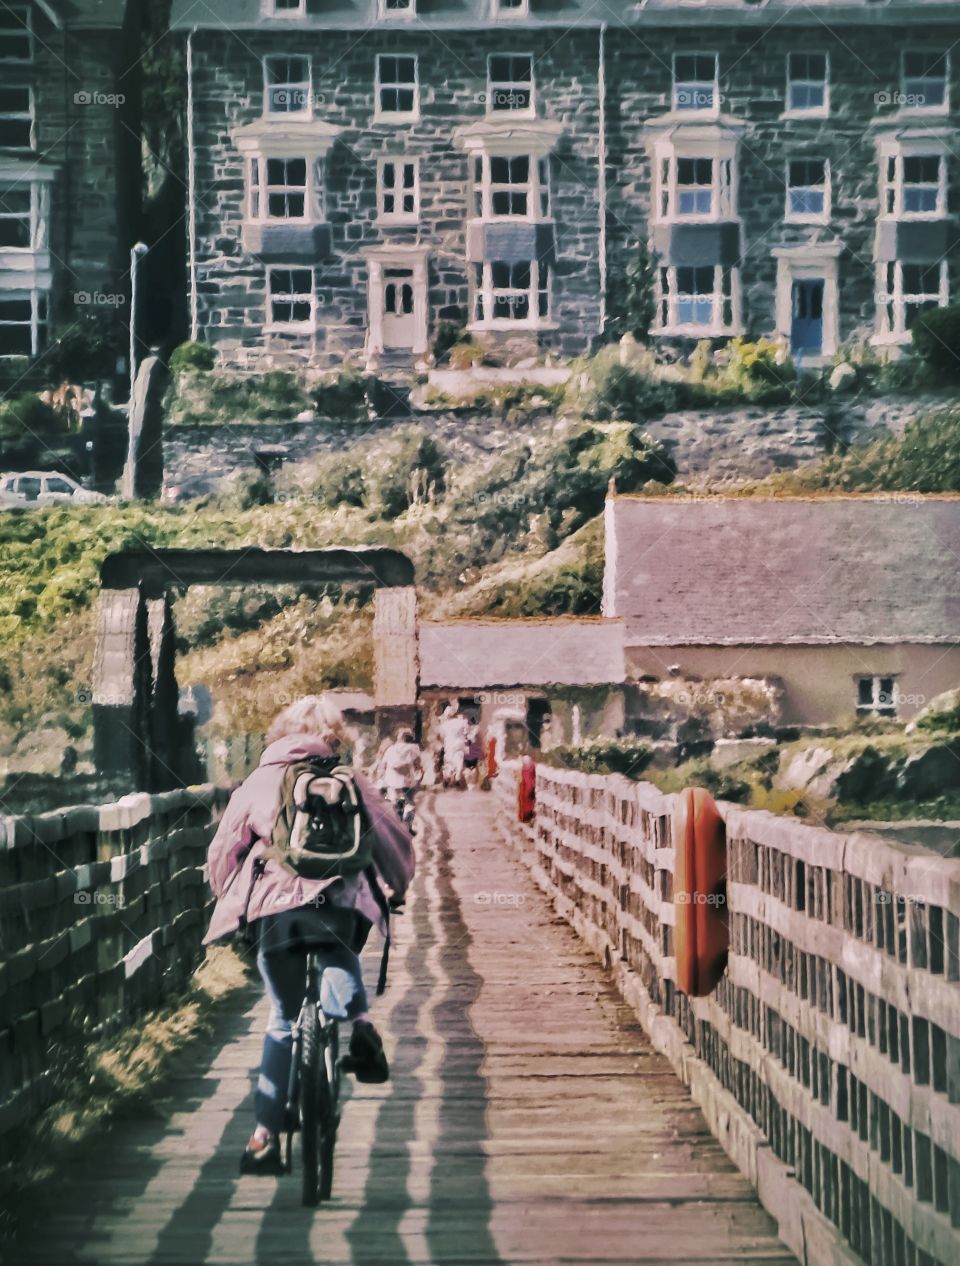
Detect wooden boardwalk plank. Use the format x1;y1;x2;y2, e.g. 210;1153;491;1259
12;790;795;1266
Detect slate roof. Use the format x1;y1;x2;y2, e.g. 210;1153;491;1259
419;618;626;689
603;496;960;647
169;0;949;28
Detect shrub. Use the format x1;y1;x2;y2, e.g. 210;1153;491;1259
309;454;366;508
169;341;216;373
44;318;120;384
911;304;960;380
0;392;61;439
572;347;678;424
540;737;653;778
312;368;368;421
368;430;446;517
719;337;795;403
432;319;466;364
604;239;656;342
448;338;485;370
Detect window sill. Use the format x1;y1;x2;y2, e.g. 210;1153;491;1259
265;323;316;334
374;112;421;125
784;215;830;226
467;319;559;332
485;108;537;122
655;214;740;225
780;110;829;122
377;215;420;226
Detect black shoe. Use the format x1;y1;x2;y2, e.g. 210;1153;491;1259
342;1019;390;1084
239;1129;285;1176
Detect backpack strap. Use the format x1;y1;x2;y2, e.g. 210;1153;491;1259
364;865;394;996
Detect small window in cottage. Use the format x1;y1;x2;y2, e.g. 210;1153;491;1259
0;87;33;149
0;184;33;248
786;158;828;221
902;51;948;112
270;0;305;14
264;55;311;115
268;267;314;326
856;677;897;718
786;53;828;114
0;6;32;61
487;54;534;114
0;290;47;357
380;0;415;15
376;55;419;118
655;265;737;334
378;158;419;221
672;52;718;113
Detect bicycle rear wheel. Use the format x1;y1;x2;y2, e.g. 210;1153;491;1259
300;1008;323;1207
318;1023;340;1201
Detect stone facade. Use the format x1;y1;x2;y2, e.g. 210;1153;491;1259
0;2;140;379
173;1;960;374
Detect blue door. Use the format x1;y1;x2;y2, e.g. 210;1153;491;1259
791;279;824;357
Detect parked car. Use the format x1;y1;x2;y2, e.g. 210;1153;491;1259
0;472;110;508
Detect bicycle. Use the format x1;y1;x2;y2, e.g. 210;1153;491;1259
283;950;342;1206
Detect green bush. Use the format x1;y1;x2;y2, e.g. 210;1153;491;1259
0;393;61;439
369;430;446;517
309;454;367;508
719;337;795;403
540;738;653;778
432;320;466;364
574;348;677;423
312;368;368;421
44;318;119;384
911;304;960;380
169;341;216;373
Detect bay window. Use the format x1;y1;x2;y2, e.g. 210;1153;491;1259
877;261;947;338
655;265;737;335
471;153;550;220
881;150;946;218
0;182;34;247
657;150;734;220
472;260;550;325
249;156;324;220
0;289;47;357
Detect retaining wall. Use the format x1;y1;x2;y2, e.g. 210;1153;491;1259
495;765;960;1266
0;786;228;1135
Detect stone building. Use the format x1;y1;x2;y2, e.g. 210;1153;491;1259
602;492;960;727
170;0;958;372
0;1;141;378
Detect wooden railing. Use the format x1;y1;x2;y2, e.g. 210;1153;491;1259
0;786;228;1135
495;764;960;1266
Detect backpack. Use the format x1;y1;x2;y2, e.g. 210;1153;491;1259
267;758;373;881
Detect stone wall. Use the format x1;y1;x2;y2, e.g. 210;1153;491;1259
161;392;930;500
0;785;227;1136
495;763;960;1266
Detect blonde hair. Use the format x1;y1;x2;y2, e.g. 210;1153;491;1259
266;695;351;747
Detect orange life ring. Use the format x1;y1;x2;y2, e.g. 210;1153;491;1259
674;787;728;997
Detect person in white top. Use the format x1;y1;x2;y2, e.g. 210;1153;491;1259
376;727;424;824
438;705;469;788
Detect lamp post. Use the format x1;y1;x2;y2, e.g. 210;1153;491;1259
129;241;149;406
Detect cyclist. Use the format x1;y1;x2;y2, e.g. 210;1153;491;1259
203;696;415;1177
439;704;469;788
376;726;424;825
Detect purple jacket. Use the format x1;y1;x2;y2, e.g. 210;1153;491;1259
203;733;416;946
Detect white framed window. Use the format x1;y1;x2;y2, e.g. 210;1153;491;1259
881;150;946;218
487;54;534;115
672;53;718;114
375;54;419;119
492;0;529;16
901;51;949;113
0;289;47;357
877;260;947;338
268;0;305;14
380;0;415;17
0;87;33;149
785;158;829;222
263;55;311;116
0;181;36;248
377;157;419;222
656;150;734;220
470;152;550;220
655;265;737;334
471;260;550;325
856;675;896;718
785;52;828;115
0;5;32;62
267;267;315;328
249;156;325;220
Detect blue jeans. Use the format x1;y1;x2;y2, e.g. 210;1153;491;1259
254;911;370;1134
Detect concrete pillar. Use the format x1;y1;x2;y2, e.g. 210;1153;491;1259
373;586;419;739
92;588;151;790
